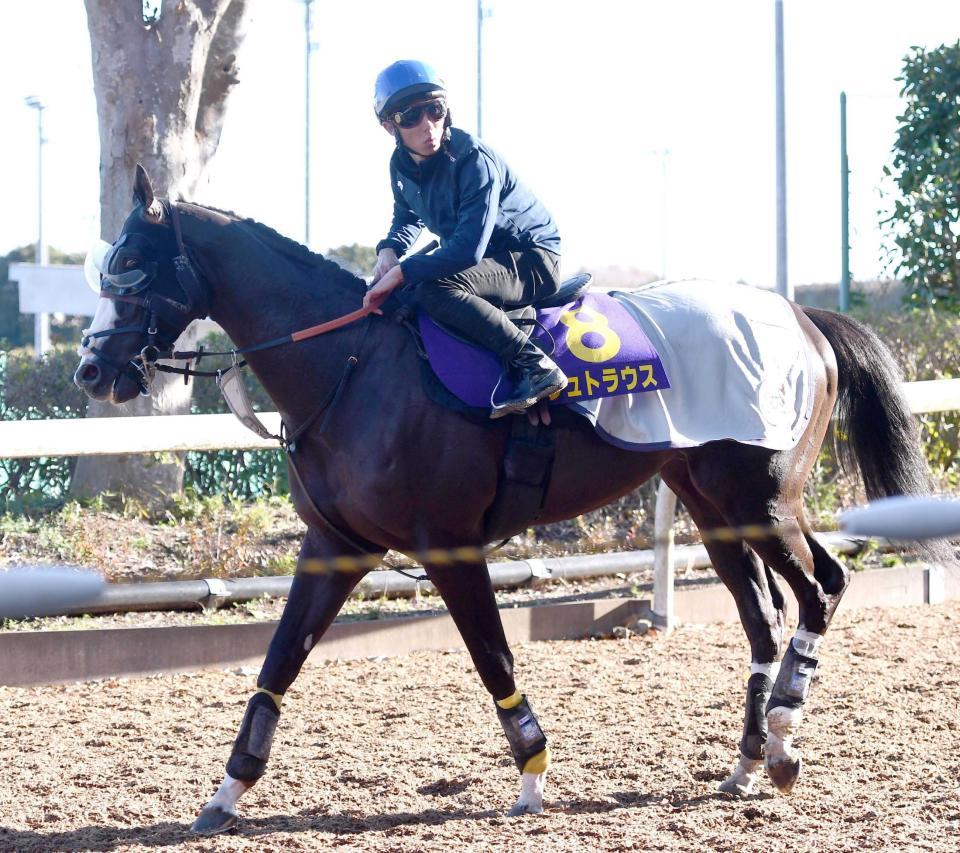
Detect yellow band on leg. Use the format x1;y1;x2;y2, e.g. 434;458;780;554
255;687;284;712
496;690;523;710
523;747;551;775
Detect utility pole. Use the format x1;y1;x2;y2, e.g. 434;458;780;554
24;96;49;358
303;0;316;246
477;1;491;137
774;0;791;299
839;91;850;311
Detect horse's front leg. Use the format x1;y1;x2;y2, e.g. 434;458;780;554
192;528;377;835
424;557;551;816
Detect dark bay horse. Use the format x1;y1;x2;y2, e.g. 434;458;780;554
75;166;938;834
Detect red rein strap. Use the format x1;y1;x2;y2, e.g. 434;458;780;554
290;290;387;342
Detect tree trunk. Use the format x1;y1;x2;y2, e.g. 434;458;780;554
72;0;248;507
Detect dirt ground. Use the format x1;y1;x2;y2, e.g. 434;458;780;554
0;600;957;853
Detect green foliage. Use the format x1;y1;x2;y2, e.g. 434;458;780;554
882;42;960;311
0;247;38;348
0;333;288;509
326;243;376;277
0;347;87;511
185;330;288;500
184;448;288;501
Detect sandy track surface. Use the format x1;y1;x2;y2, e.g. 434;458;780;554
1;601;958;852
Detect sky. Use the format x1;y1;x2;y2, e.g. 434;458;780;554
0;0;958;289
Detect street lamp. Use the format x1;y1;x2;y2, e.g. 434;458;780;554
24;96;49;357
301;0;318;246
477;1;491;137
24;96;47;267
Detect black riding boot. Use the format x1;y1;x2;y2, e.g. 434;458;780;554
490;338;568;419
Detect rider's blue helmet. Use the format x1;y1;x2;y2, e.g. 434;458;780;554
374;60;446;120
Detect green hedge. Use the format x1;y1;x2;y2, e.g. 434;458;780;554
0;348;87;511
0;337;287;509
182;333;288;499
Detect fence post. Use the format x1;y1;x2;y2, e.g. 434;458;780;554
652;479;677;631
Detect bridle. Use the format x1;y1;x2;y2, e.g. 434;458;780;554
81;201;213;395
82;200;383;396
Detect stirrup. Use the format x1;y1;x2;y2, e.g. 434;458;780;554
489;372;521;418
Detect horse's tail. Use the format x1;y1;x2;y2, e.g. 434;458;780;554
801;306;930;501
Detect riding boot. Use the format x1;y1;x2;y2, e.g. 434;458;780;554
490;338;568;419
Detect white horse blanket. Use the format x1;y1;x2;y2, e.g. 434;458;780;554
575;280;814;451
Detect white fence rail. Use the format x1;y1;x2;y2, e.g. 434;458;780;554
653;378;960;628
1;379;958;628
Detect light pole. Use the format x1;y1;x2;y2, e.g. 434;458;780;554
24;95;49;357
658;148;670;280
302;0;317;246
477;1;491;137
839;91;850;312
774;0;791;299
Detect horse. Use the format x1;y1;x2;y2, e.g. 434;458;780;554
74;165;939;835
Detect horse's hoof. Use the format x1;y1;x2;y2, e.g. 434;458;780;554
765;754;802;794
717;756;762;797
717;775;756;797
191;805;238;835
507;801;543;817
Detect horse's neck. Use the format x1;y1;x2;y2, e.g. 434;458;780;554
190;213;364;418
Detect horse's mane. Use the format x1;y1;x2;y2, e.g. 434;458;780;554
185;201;367;293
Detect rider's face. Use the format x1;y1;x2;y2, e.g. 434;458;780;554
381;99;446;161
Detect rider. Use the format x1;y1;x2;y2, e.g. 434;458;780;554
363;59;568;417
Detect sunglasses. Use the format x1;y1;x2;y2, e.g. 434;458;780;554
391;99;448;129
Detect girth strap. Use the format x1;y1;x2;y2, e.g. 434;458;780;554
484;418;557;543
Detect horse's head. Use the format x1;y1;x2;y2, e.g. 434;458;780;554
74;165;210;403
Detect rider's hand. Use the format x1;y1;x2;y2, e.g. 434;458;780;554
363;263;404;313
371;248;400;284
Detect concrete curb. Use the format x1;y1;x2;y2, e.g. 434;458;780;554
0;597;647;688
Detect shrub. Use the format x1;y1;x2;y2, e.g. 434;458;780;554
882;42;960;310
0;347;86;511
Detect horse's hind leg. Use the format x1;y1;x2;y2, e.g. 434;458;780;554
743;515;849;793
192;528;376;835
662;463;787;797
422;556;550;816
687;446;851;796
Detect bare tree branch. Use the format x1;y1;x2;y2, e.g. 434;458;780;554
197;0;248;169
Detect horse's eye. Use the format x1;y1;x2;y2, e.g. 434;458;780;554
124;258;139;269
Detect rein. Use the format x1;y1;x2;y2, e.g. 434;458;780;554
151;203;388;381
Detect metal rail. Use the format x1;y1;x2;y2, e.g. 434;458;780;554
652;380;960;629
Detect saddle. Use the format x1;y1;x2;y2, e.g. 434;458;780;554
424;272;594;349
394;273;671;543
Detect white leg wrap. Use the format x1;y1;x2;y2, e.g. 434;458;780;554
206;774;251;815
508;771;545;816
750;661;781;679
792;628;823;658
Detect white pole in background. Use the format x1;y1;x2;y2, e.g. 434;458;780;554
24;96;49;358
774;0;791;299
477;0;484;137
303;0;313;246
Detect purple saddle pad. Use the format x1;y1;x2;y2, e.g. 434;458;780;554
418;292;670;409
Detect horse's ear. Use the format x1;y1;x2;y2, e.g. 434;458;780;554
133;164;165;222
133;164;155;208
